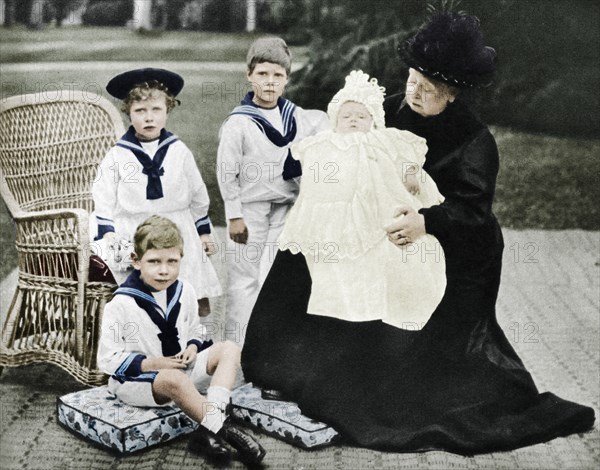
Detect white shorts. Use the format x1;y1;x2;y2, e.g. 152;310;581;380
107;347;212;407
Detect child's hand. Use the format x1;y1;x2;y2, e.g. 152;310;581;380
403;171;420;195
175;345;198;366
141;356;188;371
200;234;217;256
229;218;249;244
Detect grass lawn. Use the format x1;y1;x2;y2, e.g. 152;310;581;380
0;25;309;63
493;128;600;230
0;27;599;281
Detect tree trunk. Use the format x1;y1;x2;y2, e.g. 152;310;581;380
133;0;152;30
246;0;256;32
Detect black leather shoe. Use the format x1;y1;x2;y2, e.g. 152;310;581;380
188;425;231;466
260;388;285;401
217;421;266;465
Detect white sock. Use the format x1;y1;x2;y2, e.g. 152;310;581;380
200;386;231;434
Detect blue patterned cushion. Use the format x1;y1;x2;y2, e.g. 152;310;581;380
230;383;339;449
57;386;197;453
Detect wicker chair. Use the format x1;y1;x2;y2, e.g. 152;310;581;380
0;91;125;385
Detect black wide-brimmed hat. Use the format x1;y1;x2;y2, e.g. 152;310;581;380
106;68;184;99
398;13;496;88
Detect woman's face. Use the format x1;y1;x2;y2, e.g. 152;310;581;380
405;68;456;117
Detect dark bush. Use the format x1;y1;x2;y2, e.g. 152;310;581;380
255;0;311;44
179;0;245;31
203;0;245;32
12;0;33;24
164;0;187;30
288;0;599;138
82;0;133;26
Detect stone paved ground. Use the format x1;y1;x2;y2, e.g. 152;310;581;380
0;228;598;470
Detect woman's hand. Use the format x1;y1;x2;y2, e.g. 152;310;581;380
385;205;426;246
229;218;249;244
200;234;217;256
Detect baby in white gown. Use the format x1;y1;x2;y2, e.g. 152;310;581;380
278;70;446;329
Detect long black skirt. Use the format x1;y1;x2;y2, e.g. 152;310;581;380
241;249;595;454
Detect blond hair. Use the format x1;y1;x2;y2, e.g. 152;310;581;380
133;215;184;258
121;80;180;114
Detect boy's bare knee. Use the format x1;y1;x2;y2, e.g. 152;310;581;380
212;340;240;357
207;340;241;375
155;369;188;396
222;340;241;354
220;340;241;364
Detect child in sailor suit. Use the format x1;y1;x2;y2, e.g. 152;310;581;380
97;215;265;463
216;37;329;344
92;68;221;316
278;71;447;329
98;261;213;407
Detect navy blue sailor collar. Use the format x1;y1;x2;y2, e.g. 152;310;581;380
116;126;179;200
229;92;297;147
115;269;183;356
116;268;183;318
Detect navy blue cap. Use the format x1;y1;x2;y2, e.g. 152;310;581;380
106;68;184;99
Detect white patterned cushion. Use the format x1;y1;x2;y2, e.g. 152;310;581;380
57;386;197;453
230;383;339;449
58;383;339;452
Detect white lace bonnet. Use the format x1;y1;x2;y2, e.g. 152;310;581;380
327;70;386;130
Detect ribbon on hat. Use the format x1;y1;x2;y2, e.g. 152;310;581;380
116;127;179;200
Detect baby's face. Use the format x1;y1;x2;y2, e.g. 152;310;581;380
336;101;373;133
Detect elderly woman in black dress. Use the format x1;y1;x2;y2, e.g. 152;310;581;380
241;13;594;454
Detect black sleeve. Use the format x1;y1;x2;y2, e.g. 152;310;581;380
419;129;499;249
383;94;405;128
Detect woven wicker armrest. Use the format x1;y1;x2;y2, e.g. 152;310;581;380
13;206;88;221
12;207;91;281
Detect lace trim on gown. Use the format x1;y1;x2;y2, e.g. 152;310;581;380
278;129;442;260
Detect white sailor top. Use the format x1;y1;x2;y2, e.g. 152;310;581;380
97;270;212;383
217;92;329;220
93;127;212;238
91;127;222;298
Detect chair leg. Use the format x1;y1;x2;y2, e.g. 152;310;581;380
1;286;24;350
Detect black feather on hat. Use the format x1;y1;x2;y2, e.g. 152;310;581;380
399;13;496;88
106;68;184;100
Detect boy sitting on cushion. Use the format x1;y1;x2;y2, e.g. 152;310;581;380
97;215;265;466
